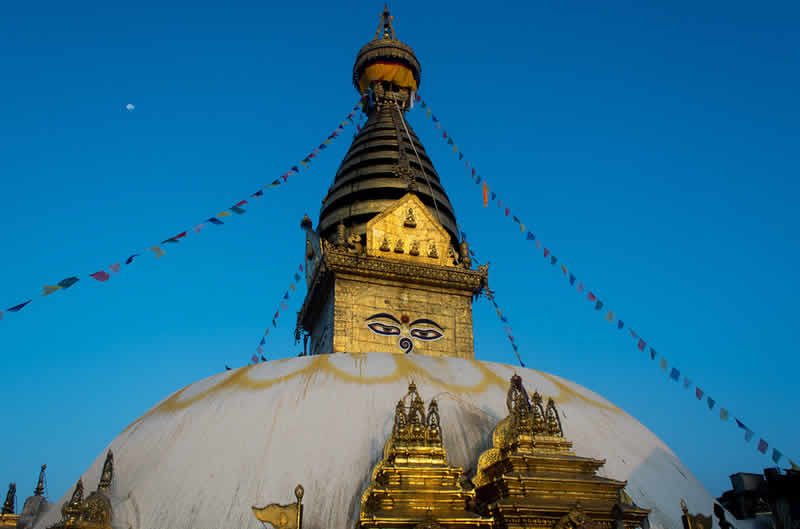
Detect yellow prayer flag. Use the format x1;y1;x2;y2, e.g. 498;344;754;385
426;109;431;116
561;264;567;276
520;223;524;233
217;211;232;217
149;246;166;258
340;121;348;126
323;140;332;145
42;285;62;296
300;161;309;169
606;311;615;322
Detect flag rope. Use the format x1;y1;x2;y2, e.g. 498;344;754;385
414;93;796;470
0;102;363;322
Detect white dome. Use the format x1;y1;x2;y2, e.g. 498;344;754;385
34;352;723;529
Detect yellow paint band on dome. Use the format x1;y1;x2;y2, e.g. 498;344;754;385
359;63;418;92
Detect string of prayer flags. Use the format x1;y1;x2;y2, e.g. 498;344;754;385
251;264;307;364
483;286;525;368
1;103;362;324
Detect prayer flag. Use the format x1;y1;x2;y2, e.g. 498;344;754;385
483;182;488;207
454;145;458;152
501;316;509;323
289;283;296;291
720;408;728;421
252;354;259;364
683;376;691;389
606;310;614;322
630;329;638;339
443;131;447;138
217;211;232;217
109;263;121;273
427;109;431;116
257;345;264;354
291;166;299;173
42;285;62;296
149;246;165;258
272;319;276;327
260;337;266;346
7;300;31;312
491;192;496;200
90;271;111;282
660;357;668;370
230;206;246;214
207;217;224;225
235;200;247;207
193;224;205;234
772;449;783;464
252;189;264;198
319;144;326;149
618;320;624;329
587;292;596;301
432;115;438;122
527;232;535;241
283;292;289;300
637;338;646;352
459;153;464;160
264;329;270;336
736;419;754;442
59;277;80;288
294;273;301;281
537;241;542;249
261;354;267;362
300;161;309;169
167;231;188;241
569;273;576;285
561;264;567;275
513;216;520;224
505;208;510;216
280;301;288;311
707;397;715;410
649;347;656;360
543;248;550;258
299;264;304;272
126;253;140;264
162;237;180;244
669;368;680;381
447;138;454;145
577;282;584;293
595;300;603;311
476;175;481;184
551;256;558;265
696;387;704;400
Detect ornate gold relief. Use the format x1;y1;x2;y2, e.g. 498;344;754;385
0;483;18;529
472;376;650;529
252;485;304;529
404;208;417;228
358;382;493;529
50;451;114;529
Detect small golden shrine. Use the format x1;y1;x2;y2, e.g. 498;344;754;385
472;375;650;529
49;451;114;529
358;382;493;529
0;483;19;529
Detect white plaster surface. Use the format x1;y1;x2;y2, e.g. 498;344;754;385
33;352;733;529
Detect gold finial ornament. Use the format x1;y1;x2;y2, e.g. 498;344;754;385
252;484;304;529
1;483;15;515
33;464;46;497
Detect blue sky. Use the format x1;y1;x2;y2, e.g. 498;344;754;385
1;0;798;503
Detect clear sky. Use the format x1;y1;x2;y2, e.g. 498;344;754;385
1;0;798;505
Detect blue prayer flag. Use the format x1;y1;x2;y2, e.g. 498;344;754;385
207;217;224;225
527;232;535;240
569;273;576;285
707;397;716;410
669;368;680;381
617;320;624;330
7;300;31;312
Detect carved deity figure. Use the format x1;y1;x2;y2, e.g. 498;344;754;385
394;238;405;253
428;242;439;258
409;241;420;256
347;233;363;254
404;208;417;228
380;236;391;252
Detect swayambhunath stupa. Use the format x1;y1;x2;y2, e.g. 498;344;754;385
4;6;796;529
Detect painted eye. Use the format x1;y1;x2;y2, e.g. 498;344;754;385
367;322;401;336
409;328;444;341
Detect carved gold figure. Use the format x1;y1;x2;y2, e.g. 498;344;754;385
49;452;114;529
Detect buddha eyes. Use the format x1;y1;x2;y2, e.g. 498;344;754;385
409;328;443;341
367;322;401;336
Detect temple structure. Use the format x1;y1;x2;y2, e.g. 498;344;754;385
13;8;736;529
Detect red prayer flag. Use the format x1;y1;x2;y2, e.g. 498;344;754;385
505;208;510;216
637;338;646;352
299;264;304;272
758;439;768;454
587;292;597;302
235;200;247;207
696;387;704;400
174;231;187;240
274;311;279;319
90;271;111;282
543;248;550;258
443;131;447;138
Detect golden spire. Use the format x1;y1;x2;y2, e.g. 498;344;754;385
374;5;397;40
